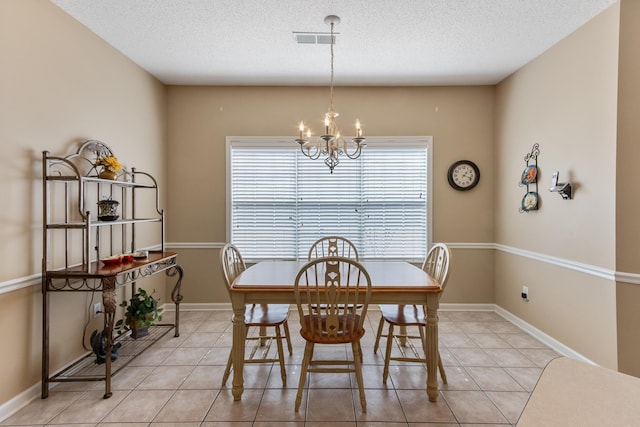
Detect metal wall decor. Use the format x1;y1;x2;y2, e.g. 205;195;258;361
549;171;572;200
519;143;540;213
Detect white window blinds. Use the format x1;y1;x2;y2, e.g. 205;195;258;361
228;136;432;262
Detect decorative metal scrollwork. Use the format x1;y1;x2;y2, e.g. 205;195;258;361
519;143;540;213
46;256;178;291
167;264;185;337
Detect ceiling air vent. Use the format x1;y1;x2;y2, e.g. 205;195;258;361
293;32;338;45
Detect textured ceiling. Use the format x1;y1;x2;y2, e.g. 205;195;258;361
51;0;615;86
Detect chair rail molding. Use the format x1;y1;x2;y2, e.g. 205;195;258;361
166;242;226;249
614;271;640;285
3;242;638;294
0;273;40;295
495;243;615;281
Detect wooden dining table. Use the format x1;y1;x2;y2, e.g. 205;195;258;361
229;260;443;402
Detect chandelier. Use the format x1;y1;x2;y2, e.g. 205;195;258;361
295;15;365;173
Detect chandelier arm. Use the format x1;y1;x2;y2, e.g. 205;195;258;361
300;143;323;160
343;144;363;159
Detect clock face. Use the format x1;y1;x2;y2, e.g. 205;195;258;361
447;160;480;191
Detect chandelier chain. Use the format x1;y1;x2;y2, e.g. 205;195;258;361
329;21;335;113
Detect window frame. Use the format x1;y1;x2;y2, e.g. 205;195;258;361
225;135;433;262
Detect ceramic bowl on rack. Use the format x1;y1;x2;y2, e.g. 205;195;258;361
101;255;122;266
121;253;134;263
133;250;148;259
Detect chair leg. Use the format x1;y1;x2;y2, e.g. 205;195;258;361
352;340;367;413
373;316;385;354
275;325;287;386
382;324;394;384
418;324;426;357
259;324;268;346
437;350;448;384
222;350;233;386
419;325;447;384
295;342;314;412
283;319;293;355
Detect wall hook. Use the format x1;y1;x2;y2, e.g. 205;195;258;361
549;171;572;200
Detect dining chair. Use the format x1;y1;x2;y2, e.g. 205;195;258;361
294;256;372;412
219;243;292;386
373;242;451;384
307;235;363;340
308;235;359;260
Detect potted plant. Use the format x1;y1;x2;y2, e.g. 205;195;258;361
115;288;163;339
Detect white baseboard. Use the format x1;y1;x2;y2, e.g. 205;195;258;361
162;302;229;312
438;303;593;365
494;304;595;365
439;303;496;311
0;383;40;423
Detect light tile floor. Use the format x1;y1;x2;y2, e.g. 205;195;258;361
2;309;560;426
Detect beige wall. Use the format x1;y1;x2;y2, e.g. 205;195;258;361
0;0;167;406
494;3;620;368
3;0;639;414
165;85;496;305
615;0;640;376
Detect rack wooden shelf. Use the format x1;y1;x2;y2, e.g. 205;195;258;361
42;140;184;399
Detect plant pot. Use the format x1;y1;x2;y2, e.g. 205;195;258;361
99;169;118;180
97;199;120;221
130;325;149;339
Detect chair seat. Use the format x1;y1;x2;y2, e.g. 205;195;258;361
379;304;425;326
244;304;290;326
300;314;365;343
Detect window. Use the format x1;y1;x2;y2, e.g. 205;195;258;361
227;136;432;262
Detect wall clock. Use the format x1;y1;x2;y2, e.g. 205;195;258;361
447;160;480;191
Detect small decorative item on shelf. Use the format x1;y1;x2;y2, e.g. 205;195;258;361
115;288;163;339
133;249;149;260
95;155;122;180
100;254;122;266
97;197;120;221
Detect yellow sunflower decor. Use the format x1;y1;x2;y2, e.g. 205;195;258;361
95;155;122;180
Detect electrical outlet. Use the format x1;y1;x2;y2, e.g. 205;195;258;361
93;302;102;318
521;286;529;301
